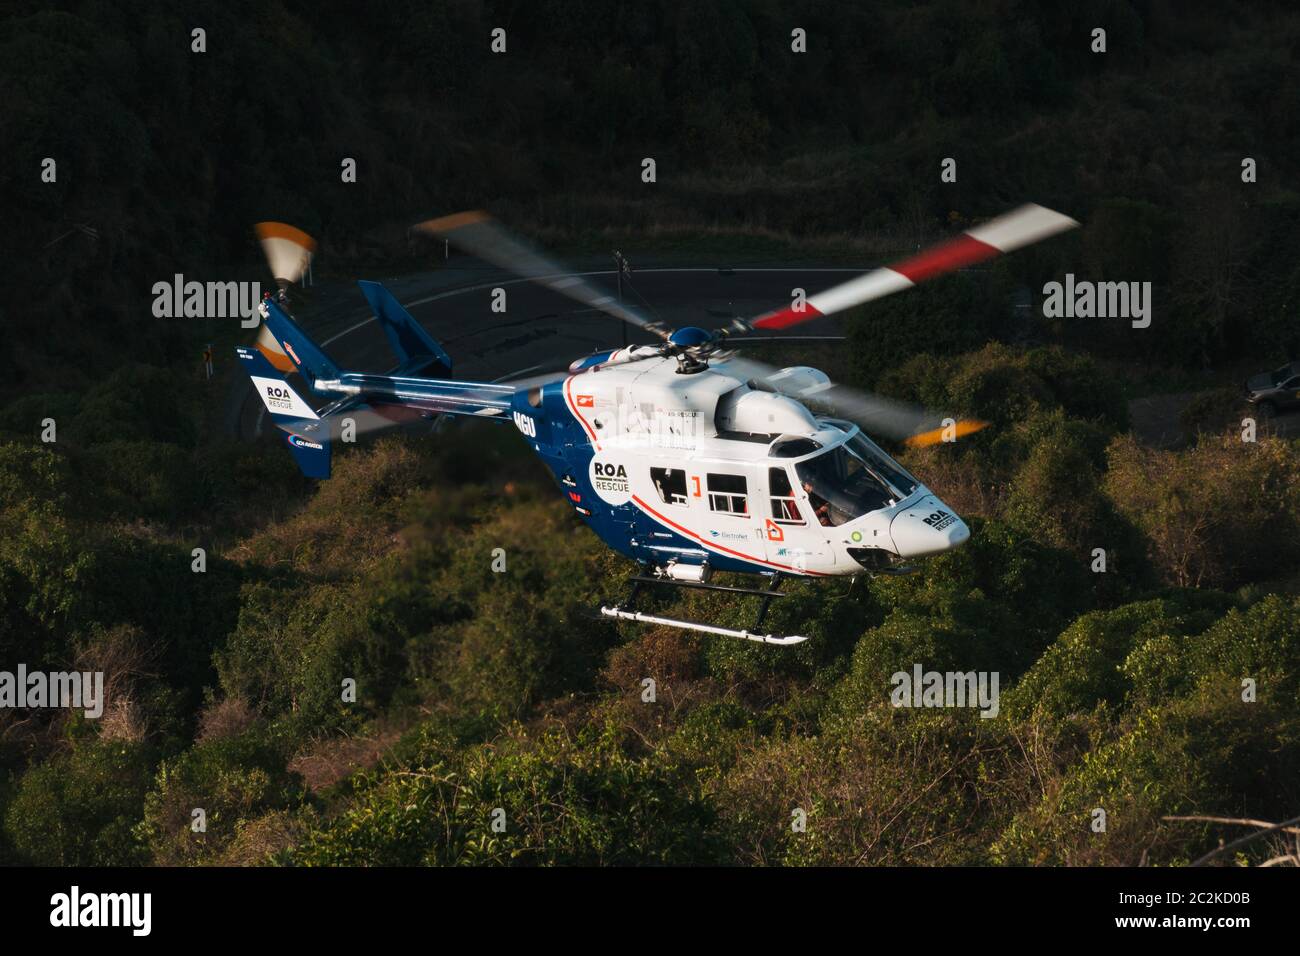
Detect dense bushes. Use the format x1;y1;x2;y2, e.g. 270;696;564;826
4;326;1299;867
4;0;1300;863
4;740;155;866
290;724;724;866
1104;434;1300;588
879;344;1129;435
140;727;305;865
993;693;1300;865
7;2;1300;395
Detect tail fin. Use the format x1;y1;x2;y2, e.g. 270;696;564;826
236;345;332;479
261;300;341;390
359;280;453;377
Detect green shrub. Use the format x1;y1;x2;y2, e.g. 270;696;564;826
1001;594;1235;721
140;728;304;865
993;691;1300;865
3;740;154;866
291;724;724;866
1123;594;1300;709
1104;434;1300;588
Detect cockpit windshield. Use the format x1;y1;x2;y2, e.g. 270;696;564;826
793;431;918;526
846;432;918;498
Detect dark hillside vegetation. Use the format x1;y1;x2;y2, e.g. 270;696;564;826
2;1;1299;865
4;352;1299;865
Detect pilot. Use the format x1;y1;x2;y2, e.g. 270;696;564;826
801;480;832;527
257;290;272;319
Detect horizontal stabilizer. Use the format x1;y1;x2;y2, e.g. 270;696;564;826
358;280;452;376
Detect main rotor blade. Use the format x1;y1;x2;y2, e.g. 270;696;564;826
414;211;671;341
750;203;1077;330
714;355;986;447
720;334;847;345
254;222;316;288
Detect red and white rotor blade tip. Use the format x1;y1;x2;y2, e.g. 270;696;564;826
751;204;1078;330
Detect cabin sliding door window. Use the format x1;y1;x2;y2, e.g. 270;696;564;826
651;467;688;506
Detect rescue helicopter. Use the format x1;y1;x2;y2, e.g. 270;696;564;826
240;205;1078;644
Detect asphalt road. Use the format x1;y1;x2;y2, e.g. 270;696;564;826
226;261;860;441
1129;389;1300;447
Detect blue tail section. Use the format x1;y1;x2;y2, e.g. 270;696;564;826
358;280;453;377
282;429;332;480
236;345;332;478
262;300;342;389
240;300;514;481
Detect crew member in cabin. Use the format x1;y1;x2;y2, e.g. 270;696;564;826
802;480;832;526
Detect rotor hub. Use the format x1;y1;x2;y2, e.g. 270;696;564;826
668;326;714;349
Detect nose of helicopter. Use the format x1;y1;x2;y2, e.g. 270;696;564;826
889;495;970;559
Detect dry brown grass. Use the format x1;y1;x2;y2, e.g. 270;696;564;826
225;437;433;578
288;722;409;794
594;628;716;750
98;695;148;743
213;810;305;866
196;695;258;743
75;623;159;742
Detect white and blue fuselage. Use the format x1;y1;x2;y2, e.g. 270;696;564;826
249;299;970;580
509;349;969;578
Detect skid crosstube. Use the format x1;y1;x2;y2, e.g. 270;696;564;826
600;572;808;646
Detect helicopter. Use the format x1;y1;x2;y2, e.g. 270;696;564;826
240;204;1078;644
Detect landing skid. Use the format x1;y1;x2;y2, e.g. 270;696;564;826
599;572;808;646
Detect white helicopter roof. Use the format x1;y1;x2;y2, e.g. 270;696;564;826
576;355;841;462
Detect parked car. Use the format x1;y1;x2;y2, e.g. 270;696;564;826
1245;361;1300;417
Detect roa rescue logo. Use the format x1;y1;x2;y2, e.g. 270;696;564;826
265;384;296;412
589;458;631;505
922;508;957;531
